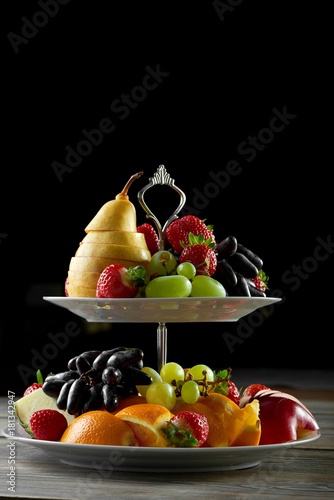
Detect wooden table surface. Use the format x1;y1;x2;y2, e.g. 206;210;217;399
1;388;333;500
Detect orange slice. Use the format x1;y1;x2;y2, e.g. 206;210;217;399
231;399;261;446
115;403;174;447
60;410;138;446
171;400;228;447
197;393;245;446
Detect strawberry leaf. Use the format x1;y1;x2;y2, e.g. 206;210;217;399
36;369;44;384
162;421;199;448
127;266;149;287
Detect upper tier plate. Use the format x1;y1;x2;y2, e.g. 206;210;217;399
43;296;281;323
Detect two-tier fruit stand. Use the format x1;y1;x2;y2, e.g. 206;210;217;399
44;165;281;372
6;167;318;475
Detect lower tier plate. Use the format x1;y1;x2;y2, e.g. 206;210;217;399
2;426;320;472
43;296;281;323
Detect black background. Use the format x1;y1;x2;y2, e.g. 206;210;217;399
1;1;332;395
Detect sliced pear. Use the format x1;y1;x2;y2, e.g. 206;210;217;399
68;271;101;288
75;243;151;261
85;200;137;232
66;172;149;298
85;172;143;232
69;256;148;274
14;388;74;437
65;283;96;297
82;231;148;247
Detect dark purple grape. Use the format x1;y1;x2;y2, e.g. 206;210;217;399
56;379;76;410
215;259;238;287
42;378;66;398
107;348;144;370
215;236;238;259
116;380;139;397
237;243;263;269
67;356;78;371
75;355;92;375
45;370;79;382
92;347;127;372
66;378;88;415
82;383;104;412
81;350;102;364
229;252;258;279
102;384;119;412
122;366;152;386
230;274;251;297
102;366;123;385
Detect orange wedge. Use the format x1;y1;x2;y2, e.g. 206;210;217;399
115;404;174;447
198;393;245;447
171;400;228;447
60;410;138;446
231;399;261;446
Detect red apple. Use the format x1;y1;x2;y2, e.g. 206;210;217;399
240;389;319;445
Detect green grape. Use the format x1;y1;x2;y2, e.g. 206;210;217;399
136;366;162;397
145;275;192;298
145;381;176;410
176;262;196;280
190;275;226;297
188;364;214;382
148;250;177;277
160;362;184;384
181;380;200;404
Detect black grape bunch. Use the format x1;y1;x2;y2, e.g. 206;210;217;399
41;347;152;416
213;236;265;297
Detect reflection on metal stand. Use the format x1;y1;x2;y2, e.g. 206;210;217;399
138;165;186;371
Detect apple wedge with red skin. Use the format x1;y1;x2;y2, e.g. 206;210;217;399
240;389;319;445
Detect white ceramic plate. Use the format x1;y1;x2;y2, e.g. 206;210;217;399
2;426;320;472
43;296;281;323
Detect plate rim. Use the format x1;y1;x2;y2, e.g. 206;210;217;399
1;426;320;472
43;296;282;323
44;296;282;304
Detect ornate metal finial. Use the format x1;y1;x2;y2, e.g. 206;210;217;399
137;165;186;249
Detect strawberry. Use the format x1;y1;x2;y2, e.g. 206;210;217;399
211;369;240;405
251;269;269;293
165;215;215;253
226;380;240;406
29;409;68;441
162;411;209;448
64;276;69;297
137;223;160;255
242;383;270;398
96;264;148;298
179;233;217;276
23;370;44;397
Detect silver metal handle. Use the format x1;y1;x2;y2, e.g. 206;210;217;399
137;165;186;250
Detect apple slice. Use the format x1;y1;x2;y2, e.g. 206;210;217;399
14;388;74;437
240;389;319;445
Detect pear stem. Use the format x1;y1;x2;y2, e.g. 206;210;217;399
117;171;144;200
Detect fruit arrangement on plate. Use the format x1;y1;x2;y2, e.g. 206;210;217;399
14;348;319;448
64;167;269;300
